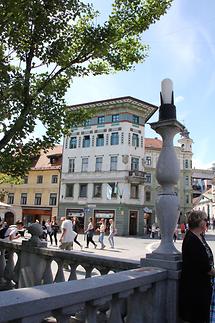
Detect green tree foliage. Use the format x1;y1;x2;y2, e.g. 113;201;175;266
0;0;173;176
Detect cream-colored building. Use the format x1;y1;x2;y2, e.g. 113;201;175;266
0;146;62;225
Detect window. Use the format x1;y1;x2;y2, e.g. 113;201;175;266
96;134;104;146
7;193;14;204
37;175;43;184
130;184;139;199
83;135;90;148
20;193;27;205
132;134;139;147
34;193;42;205
68;158;75;173
184;159;189;168
81;158;88;172
79;184;88;198
51;175;58;184
83;120;90;127
145;156;152;166
98;116;105;124
65;184;74;197
108;183;117;198
131;157;139;171
185;176;189;186
186;194;189;204
69;137;77;149
95;157;103;172
24;176;28;184
110;156;118;171
93;183;102;198
111;132;119;145
49;193;57;206
145;191;151;202
132;115;139;125
112;114;119;123
145;173;152;183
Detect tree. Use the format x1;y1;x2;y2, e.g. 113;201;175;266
0;0;173;176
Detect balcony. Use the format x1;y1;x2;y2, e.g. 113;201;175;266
128;170;146;183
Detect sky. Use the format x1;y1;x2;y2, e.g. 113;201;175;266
63;0;215;169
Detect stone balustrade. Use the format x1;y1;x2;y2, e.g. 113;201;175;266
0;267;168;323
0;239;139;290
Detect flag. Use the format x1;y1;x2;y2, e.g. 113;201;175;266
106;184;112;200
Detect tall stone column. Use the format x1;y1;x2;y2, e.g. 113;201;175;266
141;79;185;323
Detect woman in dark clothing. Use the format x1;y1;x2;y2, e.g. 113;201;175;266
50;216;59;246
179;210;215;323
72;216;83;249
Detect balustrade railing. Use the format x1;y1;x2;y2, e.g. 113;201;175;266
0;239;139;290
0;267;167;323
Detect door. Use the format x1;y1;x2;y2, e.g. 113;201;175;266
4;212;15;225
129;211;138;235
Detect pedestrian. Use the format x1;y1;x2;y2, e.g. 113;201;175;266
50;216;59;246
41;220;47;240
45;219;52;242
72;216;83;249
180;222;186;240
59;215;77;250
108;219;116;248
84;217;97;249
178;210;215;323
3;220;24;242
97;218;106;249
150;223;156;239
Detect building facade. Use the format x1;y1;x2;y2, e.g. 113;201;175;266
0;146;62;225
59;96;158;235
59;96;194;235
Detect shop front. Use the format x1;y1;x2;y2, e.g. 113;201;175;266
94;210;115;232
22;208;52;226
66;208;85;233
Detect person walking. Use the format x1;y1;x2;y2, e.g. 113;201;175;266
84;217;97;249
179;210;215;323
98;218;106;249
108;219;116;248
59;215;77;250
50;216;59;246
3;220;24;241
72;216;83;250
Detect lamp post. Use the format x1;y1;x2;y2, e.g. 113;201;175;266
150;79;185;254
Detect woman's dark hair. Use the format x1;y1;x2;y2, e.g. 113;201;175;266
188;210;207;229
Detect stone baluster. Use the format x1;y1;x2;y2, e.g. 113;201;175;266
4;249;15;288
83;264;94;278
87;296;112;323
0;246;6;284
68;262;78;280
126;285;151;323
97;266;109;276
54;259;65;283
108;292;128;323
43;258;54;284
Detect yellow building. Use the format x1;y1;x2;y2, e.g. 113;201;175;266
0;146;62;225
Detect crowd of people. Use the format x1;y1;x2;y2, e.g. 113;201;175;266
0;215;117;251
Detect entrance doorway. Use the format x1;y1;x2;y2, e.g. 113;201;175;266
4;212;15;225
129;211;138;235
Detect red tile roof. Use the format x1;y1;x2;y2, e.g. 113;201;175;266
145;138;163;149
31;145;62;170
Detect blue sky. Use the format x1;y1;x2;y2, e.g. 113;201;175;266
64;0;215;169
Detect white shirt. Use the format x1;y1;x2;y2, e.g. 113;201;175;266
4;226;18;242
61;219;76;243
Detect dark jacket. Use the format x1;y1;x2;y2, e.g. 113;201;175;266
179;230;213;322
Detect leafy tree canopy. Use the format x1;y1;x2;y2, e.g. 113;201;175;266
0;0;173;177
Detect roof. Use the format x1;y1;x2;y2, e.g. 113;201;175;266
145;138;163;149
69;96;158;123
31;146;62;170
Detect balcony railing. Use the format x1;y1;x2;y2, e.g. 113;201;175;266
128;170;146;183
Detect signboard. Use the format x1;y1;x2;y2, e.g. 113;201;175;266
95;213;113;219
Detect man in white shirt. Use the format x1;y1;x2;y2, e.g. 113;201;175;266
4;220;24;242
59;215;77;250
